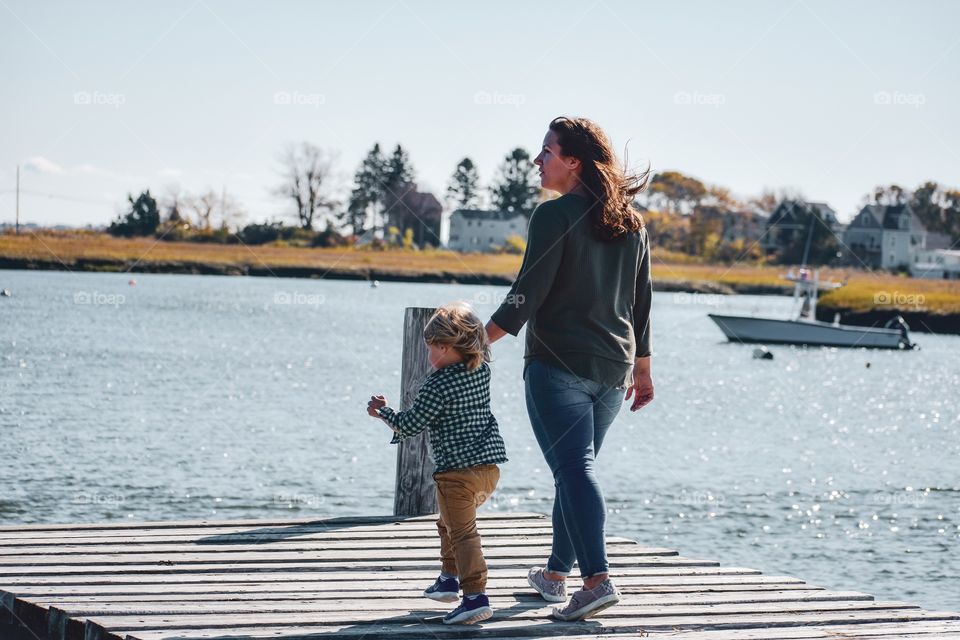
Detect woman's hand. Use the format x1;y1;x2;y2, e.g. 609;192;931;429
625;357;654;412
367;395;387;417
485;319;507;345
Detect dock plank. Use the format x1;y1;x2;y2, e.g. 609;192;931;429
0;513;955;640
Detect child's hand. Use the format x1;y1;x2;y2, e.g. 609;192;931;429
367;395;387;417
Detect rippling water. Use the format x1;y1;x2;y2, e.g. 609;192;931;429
2;270;958;612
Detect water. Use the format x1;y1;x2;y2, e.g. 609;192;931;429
1;270;958;612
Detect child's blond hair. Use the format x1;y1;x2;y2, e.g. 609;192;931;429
423;302;491;371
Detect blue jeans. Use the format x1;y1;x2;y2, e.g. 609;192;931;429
523;358;624;578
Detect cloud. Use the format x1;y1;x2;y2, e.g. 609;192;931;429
22;156;120;179
24;156;64;174
157;167;183;178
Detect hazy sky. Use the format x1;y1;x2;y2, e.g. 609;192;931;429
2;0;958;227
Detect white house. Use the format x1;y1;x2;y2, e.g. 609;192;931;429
447;209;527;252
911;249;960;279
842;204;929;270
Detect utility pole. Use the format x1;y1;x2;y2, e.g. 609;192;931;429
15;164;20;234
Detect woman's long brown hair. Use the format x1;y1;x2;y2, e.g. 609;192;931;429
549;116;649;241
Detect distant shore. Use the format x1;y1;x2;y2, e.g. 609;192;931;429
2;232;958;335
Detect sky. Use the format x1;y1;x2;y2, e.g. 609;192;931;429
1;0;958;228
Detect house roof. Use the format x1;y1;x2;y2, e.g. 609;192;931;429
807;202;838;223
450;209;525;222
852;204;926;233
768;200;837;226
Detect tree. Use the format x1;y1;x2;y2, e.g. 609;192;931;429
749;187;803;216
779;206;841;265
909;181;960;245
344;143;387;235
381;144;417;231
383;144;415;197
489;148;539;217
184;189;219;231
108;190;160;237
447;157;481;209
645;171;706;215
275;142;338;230
161;185;186;224
870;184;909;206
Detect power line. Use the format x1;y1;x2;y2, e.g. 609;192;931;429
0;188;116;205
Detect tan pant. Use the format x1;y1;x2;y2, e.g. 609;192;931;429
434;464;500;594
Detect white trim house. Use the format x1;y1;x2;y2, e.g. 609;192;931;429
447;209;527;252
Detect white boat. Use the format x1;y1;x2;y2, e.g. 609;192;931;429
708;268;915;350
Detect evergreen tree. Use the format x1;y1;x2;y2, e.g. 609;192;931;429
447;157;481;209
343;143;386;234
381;144;417;231
383;144;415;196
489;148;539;217
108;190;160;237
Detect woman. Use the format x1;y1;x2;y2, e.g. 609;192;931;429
485;116;654;621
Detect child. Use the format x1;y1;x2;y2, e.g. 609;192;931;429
367;303;508;625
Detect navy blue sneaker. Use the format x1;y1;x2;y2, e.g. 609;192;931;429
443;593;493;625
423;575;459;603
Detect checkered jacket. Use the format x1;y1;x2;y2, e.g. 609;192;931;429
377;361;508;473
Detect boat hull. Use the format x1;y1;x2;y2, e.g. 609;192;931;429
708;314;907;349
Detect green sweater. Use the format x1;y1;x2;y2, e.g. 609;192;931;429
491;193;652;389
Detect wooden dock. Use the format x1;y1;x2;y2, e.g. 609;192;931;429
1;512;959;639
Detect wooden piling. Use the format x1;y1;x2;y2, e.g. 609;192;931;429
393;307;438;517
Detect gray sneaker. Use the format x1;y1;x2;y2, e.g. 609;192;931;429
527;566;566;603
550;578;620;621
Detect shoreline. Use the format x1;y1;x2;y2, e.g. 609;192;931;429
3;253;957;335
